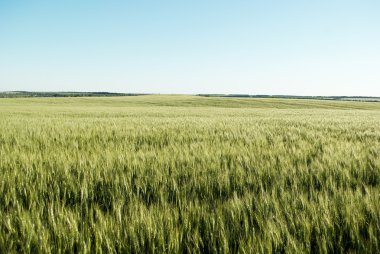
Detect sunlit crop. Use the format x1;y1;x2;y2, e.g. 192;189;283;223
1;95;379;253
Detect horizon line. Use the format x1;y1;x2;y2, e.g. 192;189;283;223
1;91;380;99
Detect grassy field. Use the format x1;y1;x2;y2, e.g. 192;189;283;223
1;95;379;253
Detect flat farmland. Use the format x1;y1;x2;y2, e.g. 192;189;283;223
0;95;379;253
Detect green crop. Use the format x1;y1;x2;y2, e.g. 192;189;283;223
1;95;379;253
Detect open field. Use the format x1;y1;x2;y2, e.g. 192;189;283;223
1;95;380;253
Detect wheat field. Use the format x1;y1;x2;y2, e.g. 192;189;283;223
0;95;379;253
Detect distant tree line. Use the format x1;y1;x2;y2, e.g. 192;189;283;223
197;94;380;102
1;92;379;102
0;91;147;98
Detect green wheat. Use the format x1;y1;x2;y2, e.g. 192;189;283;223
0;95;379;253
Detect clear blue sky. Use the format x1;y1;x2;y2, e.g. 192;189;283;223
1;0;379;96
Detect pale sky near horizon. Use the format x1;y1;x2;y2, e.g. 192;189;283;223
0;1;379;96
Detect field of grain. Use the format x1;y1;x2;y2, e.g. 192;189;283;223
1;95;379;253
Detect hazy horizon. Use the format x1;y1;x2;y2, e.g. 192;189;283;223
1;1;380;96
3;91;380;98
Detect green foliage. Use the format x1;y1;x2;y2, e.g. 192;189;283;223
0;95;379;253
0;91;143;98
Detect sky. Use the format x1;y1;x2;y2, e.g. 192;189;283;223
0;0;379;96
